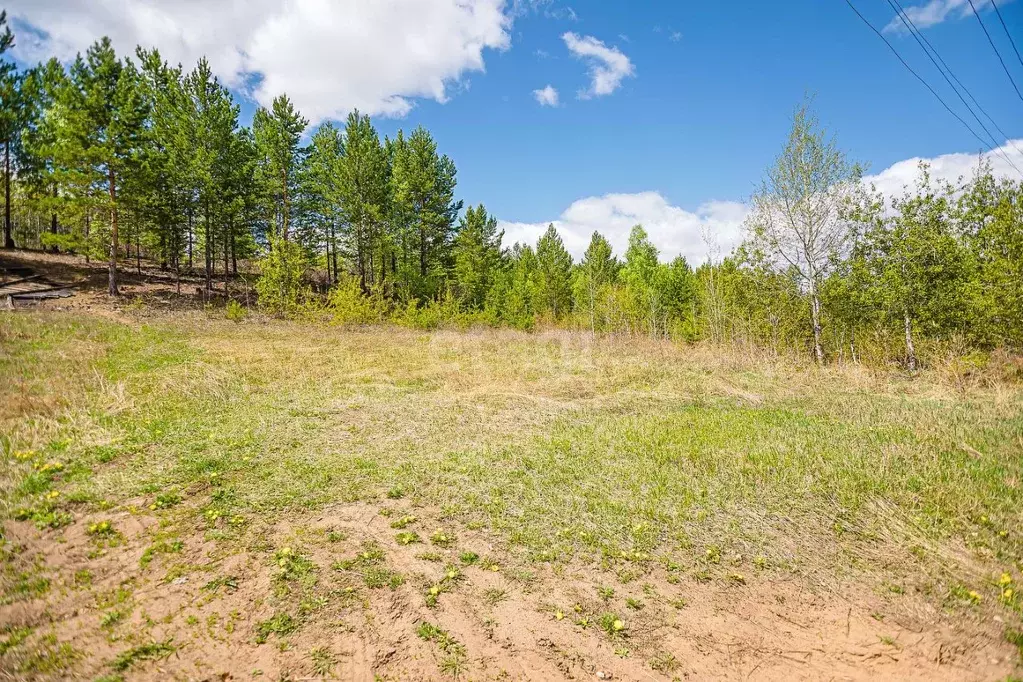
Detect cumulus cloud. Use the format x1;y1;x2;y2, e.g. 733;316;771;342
864;138;1023;197
7;0;512;122
495;139;1023;264
882;0;1012;32
532;84;559;106
561;32;634;98
498;192;748;264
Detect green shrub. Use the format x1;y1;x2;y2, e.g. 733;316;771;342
326;276;385;325
225;300;246;323
255;237;308;315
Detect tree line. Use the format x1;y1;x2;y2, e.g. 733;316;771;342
2;18;1020;367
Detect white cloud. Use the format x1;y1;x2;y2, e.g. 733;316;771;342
532;84;559;106
7;0;512;122
864;138;1023;197
495;139;1023;265
561;32;634;98
669;31;683;42
498;192;748;264
882;0;1013;32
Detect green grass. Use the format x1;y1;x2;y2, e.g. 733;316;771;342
2;311;1022;595
255;612;297;644
110;640;176;672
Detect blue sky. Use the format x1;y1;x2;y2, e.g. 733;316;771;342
8;0;1023;260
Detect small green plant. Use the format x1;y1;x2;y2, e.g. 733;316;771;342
140;539;184;568
483;588;507;606
395;531;421;546
668;596;687;609
459;551;479;565
149;492;181;511
598;613;626;638
597;585;615;601
626;597;644;610
649;650;679;673
390;514;417;529
309;646;336;676
418;551;443;562
416;621;467;675
111;640;176;672
255;613;297;644
386;486;405;499
225;299;247;323
0;626;33;656
363;567;404;590
1006;628;1023;661
274;547;316;583
13;504;73;530
87;520;117;537
100;609;125;628
334;542;386;570
202;575;239;593
430;529;455;547
947;583;982;606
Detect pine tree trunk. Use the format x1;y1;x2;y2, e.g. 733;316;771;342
903;308;917;371
331;223;338;283
224;217;230;293
231;226;237;275
324;229;332;288
809;288;824;365
108;169;119;296
281;168;289;241
3;140;13;249
85;213;91;264
204;200;212;293
187;210;193;271
419;224;427;280
50;185;59;253
136;227;141;274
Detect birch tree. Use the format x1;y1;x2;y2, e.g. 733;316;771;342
745;98;860;363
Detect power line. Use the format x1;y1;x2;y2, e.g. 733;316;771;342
893;0;1018;147
990;0;1023;71
843;0;1006;156
887;0;1023;176
966;0;1023;103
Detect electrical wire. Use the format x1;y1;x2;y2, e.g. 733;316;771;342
966;0;1023;103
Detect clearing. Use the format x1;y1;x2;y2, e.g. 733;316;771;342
1;253;1022;681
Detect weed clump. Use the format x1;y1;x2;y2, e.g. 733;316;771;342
111;640;175;672
255;613;297;644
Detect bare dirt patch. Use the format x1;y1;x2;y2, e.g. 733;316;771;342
2;499;1015;681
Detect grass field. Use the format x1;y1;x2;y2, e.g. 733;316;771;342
2;304;1023;680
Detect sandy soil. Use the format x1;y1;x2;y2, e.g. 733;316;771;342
2;498;1016;682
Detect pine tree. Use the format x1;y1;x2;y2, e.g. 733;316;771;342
390;126;460;299
574;231;618;334
253;94;307;241
55;38;148;294
453;203;503;309
337;111;387;292
183;59;242;291
303;121;343;285
0;11;25;248
534;224;573;319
